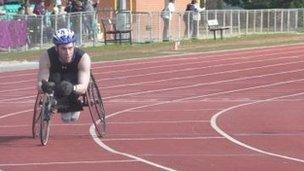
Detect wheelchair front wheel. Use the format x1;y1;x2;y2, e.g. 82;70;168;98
39;95;53;146
40;113;51;146
32;93;42;138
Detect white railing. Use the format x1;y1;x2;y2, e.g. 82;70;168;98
0;9;303;51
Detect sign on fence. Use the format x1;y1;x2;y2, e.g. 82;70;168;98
0;20;27;48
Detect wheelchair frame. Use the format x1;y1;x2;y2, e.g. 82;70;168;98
32;72;106;146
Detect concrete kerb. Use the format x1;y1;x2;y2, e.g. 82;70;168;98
0;61;39;73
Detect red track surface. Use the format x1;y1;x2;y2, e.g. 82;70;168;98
1;44;304;171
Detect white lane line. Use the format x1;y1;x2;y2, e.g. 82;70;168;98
89;79;304;171
0;87;33;93
89;123;177;171
1;78;303;170
0;109;32;119
95;50;302;75
0;159;137;167
99;54;303;81
141;153;263;157
2;78;304;121
0;95;36;102
1;55;301;95
0;47;301;87
100;56;304;87
93;45;300;69
1;52;302;101
0;50;298;88
104;68;304;100
102;136;224;142
109;120;210;124
0;123;91;128
0;44;302;80
210;92;304;163
0;120;210;128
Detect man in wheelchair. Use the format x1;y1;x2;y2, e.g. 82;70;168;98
37;28;91;123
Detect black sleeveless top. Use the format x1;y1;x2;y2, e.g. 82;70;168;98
47;46;85;84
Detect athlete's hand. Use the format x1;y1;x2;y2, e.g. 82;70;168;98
41;80;55;94
57;81;74;96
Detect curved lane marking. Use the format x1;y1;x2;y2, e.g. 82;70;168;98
89;79;304;170
210;92;304;163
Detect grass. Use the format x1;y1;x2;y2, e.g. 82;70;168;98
1;33;304;62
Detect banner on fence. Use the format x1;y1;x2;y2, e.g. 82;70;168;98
0;20;27;48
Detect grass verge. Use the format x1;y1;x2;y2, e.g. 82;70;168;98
1;33;304;62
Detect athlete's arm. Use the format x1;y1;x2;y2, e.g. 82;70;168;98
37;51;51;92
74;53;91;94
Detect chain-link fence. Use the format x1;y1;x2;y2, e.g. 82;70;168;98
0;9;303;52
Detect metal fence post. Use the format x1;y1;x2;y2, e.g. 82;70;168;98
260;10;263;33
158;12;161;42
246;10;249;34
40;15;44;49
238;10;241;35
281;10;284;32
295;9;298;31
93;12;96;46
206;10;210;39
137;14;141;42
230;10;233;35
54;14;58;31
178;12;181;40
287;9;290;32
79;12;83;45
253;10;256;33
274;9;277;32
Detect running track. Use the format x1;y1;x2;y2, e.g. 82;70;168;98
1;44;304;171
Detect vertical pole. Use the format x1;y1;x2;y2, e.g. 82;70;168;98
253;10;256;33
274;9;277;32
67;13;71;29
281;9;284;32
25;14;29;51
158;12;161;42
93;12;96;46
178;13;181;40
246;10;249;34
287;9;290;32
54;14;58;32
223;10;226;27
206;10;209;38
230;10;233;35
137;14;141;42
238;10;241;35
80;12;83;45
260;10;263;33
267;9;270;33
295;9;298;31
40;16;44;49
119;0;127;10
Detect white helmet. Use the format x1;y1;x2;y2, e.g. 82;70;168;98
52;28;76;45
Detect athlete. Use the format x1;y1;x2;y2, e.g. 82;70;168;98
37;28;91;123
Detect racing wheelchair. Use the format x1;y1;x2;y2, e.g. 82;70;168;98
32;72;106;146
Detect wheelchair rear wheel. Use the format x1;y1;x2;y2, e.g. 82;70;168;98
87;74;106;137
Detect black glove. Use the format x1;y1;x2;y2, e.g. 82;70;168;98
57;81;74;96
41;80;55;94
